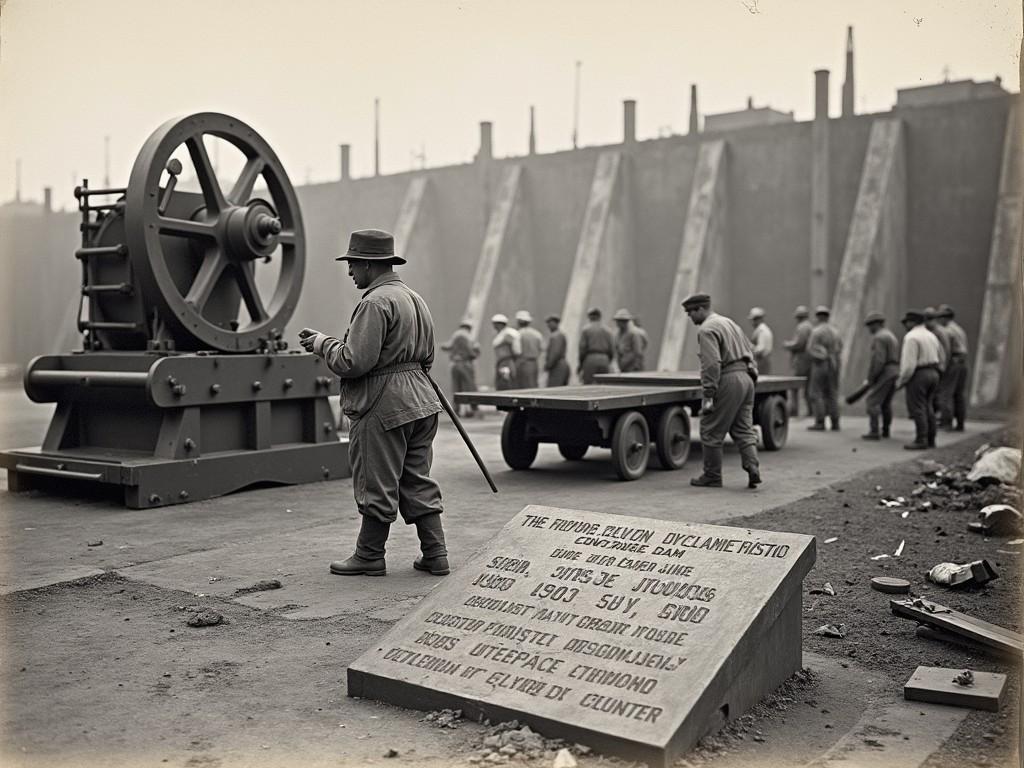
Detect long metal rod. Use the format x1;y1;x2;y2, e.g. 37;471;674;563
425;374;498;493
28;370;149;387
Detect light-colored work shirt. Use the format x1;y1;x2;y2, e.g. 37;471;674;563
492;326;522;361
750;323;774;359
518;326;544;360
314;272;441;428
896;324;945;388
808;322;843;365
697;312;755;400
441;328;479;362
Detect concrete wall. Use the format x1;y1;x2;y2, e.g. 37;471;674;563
1;93;1015;408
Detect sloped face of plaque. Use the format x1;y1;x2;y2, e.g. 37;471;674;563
347;506;815;767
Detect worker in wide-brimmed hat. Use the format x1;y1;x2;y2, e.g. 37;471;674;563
491;313;521;391
612;308;645;373
681;293;761;490
747;307;774;376
896;309;945;450
298;228;449;577
543;313;570;386
578;307;614;384
806;305;843;432
783;305;813;416
935;304;969;431
514;310;544;389
441;316;480;418
858;312;900;440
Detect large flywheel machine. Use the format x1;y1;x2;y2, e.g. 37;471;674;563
0;113;350;508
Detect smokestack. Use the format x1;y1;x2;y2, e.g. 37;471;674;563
374;98;380;176
842;26;855;117
104;135;110;188
623;100;636;144
339;144;351;180
477;121;493;161
689;84;699;134
747;96;754;110
528;106;536;155
43;187;52;212
814;69;830;121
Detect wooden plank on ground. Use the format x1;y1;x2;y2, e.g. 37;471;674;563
890;598;1023;658
904;666;1007;711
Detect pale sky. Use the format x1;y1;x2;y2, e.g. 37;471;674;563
1;0;1020;210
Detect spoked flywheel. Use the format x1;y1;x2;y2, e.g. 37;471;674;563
124;113;305;352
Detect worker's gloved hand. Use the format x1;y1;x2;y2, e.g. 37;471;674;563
702;397;714;413
298;327;325;354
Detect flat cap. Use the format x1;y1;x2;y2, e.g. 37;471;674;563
515;310;533;323
902;309;925;323
864;311;885;326
586;307;602;318
491;313;509;324
937;304;955;318
748;307;765;320
336;228;404;264
681;293;711;310
923;306;939;319
814;305;831;316
545;313;560;323
794;305;809;318
613;308;633;321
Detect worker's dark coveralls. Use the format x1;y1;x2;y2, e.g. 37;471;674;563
929;322;954;425
938;320;969;430
517;326;544;388
784;318;813;415
441;327;479;416
545;329;570;386
808;322;843;428
897;324;944;447
697;312;760;482
615;325;646;372
864;328;900;436
315;273;445;559
578;321;615;383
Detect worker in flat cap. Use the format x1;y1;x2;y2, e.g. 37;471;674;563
806;305;843;431
858;312;900;440
936;304;969;431
544;314;570;386
578;307;615;384
298;228;449;577
514;310;544;389
896;309;945;450
783;305;813;416
440;317;480;418
491;313;521;390
747;307;774;375
681;293;761;489
613;308;646;373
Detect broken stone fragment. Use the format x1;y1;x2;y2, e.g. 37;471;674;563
186;610;224;627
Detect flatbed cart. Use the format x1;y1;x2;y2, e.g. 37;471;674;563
454;373;804;481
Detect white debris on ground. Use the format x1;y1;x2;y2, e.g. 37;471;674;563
966;446;1021;485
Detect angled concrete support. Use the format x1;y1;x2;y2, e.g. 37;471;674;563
560;151;631;369
393;176;428;262
972;104;1023;408
658;141;726;371
831;118;906;392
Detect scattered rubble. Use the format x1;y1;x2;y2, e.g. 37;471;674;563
966;446;1021;485
927;559;998;588
86;540;103;547
814;624;846;639
968;504;1023;537
422;709;462;729
186;609;225;627
233;579;283;595
953;669;974;687
809;582;836;596
466;721;593;764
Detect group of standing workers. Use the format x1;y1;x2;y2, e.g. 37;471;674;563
441;307;651;410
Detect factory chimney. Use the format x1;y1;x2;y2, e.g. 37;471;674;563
623;100;636;144
477;122;493;162
339;144;351;181
689;84;699;134
528;106;536;155
842;26;855;117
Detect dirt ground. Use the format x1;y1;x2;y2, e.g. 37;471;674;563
0;402;1021;767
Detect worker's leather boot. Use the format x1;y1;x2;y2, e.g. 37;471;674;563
329;516;390;576
691;447;723;487
862;414;880;440
413;513;450;575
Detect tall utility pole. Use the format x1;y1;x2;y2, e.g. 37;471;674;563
374;98;381;176
15;159;21;201
572;61;581;150
841;26;855;118
104;135;110;187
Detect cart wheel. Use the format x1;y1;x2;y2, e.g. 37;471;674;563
759;395;788;450
501;411;538;469
655;405;691;469
558;442;588;461
611;410;650;481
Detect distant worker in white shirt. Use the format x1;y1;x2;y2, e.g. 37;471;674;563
896;309;945;451
748;307;774;375
491;314;521;391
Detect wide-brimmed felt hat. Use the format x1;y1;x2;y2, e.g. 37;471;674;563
491;313;509;325
336;228;405;264
794;305;809;318
923;306;939;319
613;308;633;321
902;309;925;323
936;304;955;318
515;310;533;323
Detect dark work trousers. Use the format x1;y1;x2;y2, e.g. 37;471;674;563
809;360;840;427
349;412;443;561
450;361;478;415
905;366;941;446
699;367;760;481
865;367;898;435
495;357;518;390
580;353;611;384
546;359;570;386
937;355;968;428
516;357;540;389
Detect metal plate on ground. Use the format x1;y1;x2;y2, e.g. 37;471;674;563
904;665;1007;711
347;505;815;767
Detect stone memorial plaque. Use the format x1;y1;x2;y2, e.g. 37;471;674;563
347;506;815;767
